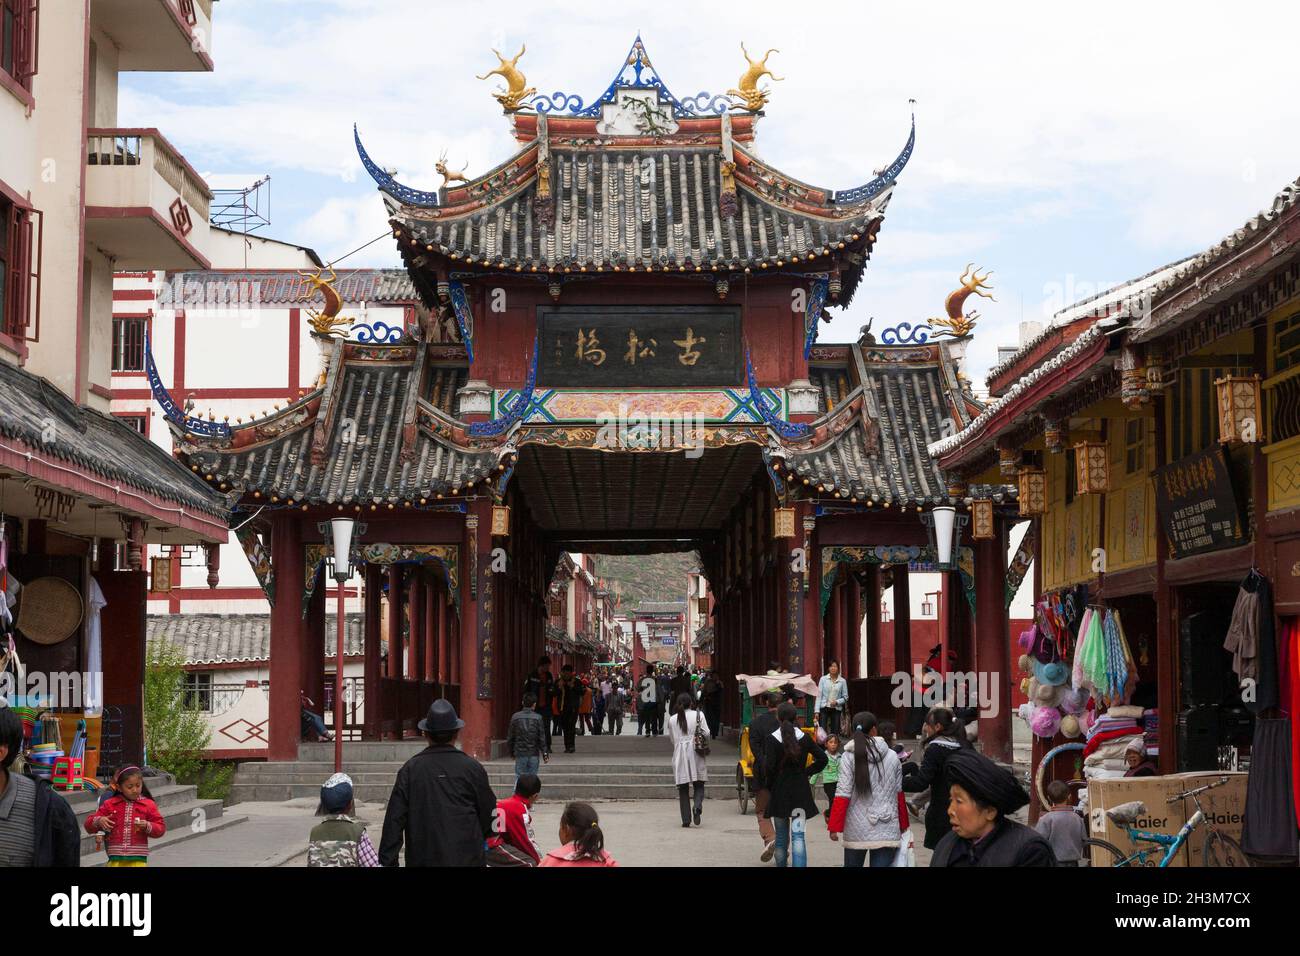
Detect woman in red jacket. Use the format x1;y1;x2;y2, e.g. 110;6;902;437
85;766;166;867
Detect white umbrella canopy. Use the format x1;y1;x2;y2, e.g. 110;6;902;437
735;672;819;698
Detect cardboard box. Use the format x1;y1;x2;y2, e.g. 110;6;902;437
1171;772;1247;866
1086;775;1189;866
1086;771;1249;867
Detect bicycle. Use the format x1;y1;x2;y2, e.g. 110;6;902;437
1082;776;1251;867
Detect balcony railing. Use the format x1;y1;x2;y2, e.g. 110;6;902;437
87;130;211;221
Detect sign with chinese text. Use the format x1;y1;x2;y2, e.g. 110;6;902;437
538;306;742;387
1154;446;1246;559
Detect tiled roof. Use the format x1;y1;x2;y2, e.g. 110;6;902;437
636;601;686;614
780;345;982;506
397;147;887;274
928;321;1118;461
0;360;228;518
148;613;364;665
1130;173;1300;342
167;269;418;305
182;353;498;504
984;257;1194;387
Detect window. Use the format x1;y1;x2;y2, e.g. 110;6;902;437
1;0;37;92
112;316;146;371
1;190;37;343
116;413;148;436
1124;418;1146;475
182;672;212;711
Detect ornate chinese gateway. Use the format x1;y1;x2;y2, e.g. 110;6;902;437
153;37;1021;759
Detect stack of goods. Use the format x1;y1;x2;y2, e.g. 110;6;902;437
1142;708;1160;759
26;742;63;782
1081;704;1145;781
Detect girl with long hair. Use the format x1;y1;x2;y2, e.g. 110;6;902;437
667;691;710;827
901;706;971;851
759;701;827;867
827;711;903;867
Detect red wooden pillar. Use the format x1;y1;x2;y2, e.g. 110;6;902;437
974;522;1012;764
386;564;403;679
848;570;863;680
434;582;447;682
363;562;381;739
893;568;912;677
408;572;425;681
458;501;495;758
424;571;437;682
864;564;881;677
269;513;305;760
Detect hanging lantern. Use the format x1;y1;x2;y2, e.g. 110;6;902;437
1018;467;1047;516
1073;441;1109;494
1215;374;1262;444
998;447;1020;479
149;556;173;593
1120;346;1150;409
491;504;511;536
1043;418;1066;455
946;478;969;499
773;507;797;539
971;498;995;539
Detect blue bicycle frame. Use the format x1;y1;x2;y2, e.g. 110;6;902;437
1114;810;1203;867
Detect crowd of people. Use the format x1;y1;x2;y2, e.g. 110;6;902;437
0;655;1063;869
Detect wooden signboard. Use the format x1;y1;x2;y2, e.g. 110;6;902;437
1154;446;1246;559
538;305;742;387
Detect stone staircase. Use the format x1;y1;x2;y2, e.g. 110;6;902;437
230;733;740;804
63;773;246;863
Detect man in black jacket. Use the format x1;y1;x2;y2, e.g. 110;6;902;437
0;707;80;867
553;665;583;754
747;692;782;861
379;700;496;867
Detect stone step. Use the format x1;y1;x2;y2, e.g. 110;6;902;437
85;814;249;866
78;795;229;856
228;782;738;804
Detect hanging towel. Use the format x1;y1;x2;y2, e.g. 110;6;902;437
1225;580;1260;685
1072;607;1095;690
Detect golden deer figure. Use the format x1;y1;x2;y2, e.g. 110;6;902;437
298;266;352;339
931;264;995;338
728;43;783;111
437;150;470;186
476;44;536;112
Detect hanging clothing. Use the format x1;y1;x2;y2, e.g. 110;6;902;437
84;576;107;716
1240;718;1298;859
1225;571;1278;715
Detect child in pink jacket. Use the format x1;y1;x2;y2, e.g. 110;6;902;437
538;802;618;867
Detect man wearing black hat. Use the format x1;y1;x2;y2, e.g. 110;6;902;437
929;748;1056;867
379;699;497;867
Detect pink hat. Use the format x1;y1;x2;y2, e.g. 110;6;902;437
1030;706;1062;739
1017;627;1036;651
1060;688;1088;716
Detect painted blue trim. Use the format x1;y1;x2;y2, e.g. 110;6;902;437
746;350;808;440
802;274;829;359
146;333;231;439
880;322;932;345
448;280;475;364
468;337;539;437
351;320;403;343
533;35;730;118
832;112;915;206
354;124;441;208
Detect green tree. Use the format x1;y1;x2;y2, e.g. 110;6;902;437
143;639;210;783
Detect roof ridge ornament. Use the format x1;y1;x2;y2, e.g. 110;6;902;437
354;125;440;207
727;43;783;113
476;44;537;112
832;106;916;206
532;34;731;118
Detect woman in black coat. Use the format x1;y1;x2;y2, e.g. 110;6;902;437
929;748;1056;867
901;707;970;850
759;702;827;868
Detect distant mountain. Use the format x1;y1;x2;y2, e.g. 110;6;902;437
593;552;697;611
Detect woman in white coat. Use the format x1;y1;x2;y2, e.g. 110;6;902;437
667;692;709;827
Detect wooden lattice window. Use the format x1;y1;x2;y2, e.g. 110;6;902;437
0;189;38;344
112;316;146;371
1125;418;1146;475
1;0;37;92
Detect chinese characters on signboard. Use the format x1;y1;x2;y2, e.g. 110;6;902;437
1154;446;1246;559
539;306;742;387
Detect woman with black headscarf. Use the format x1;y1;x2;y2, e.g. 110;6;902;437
929;749;1056;867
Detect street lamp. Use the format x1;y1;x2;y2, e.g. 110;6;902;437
919;505;967;568
319;518;365;772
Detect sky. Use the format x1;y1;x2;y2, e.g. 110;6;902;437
121;0;1300;384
